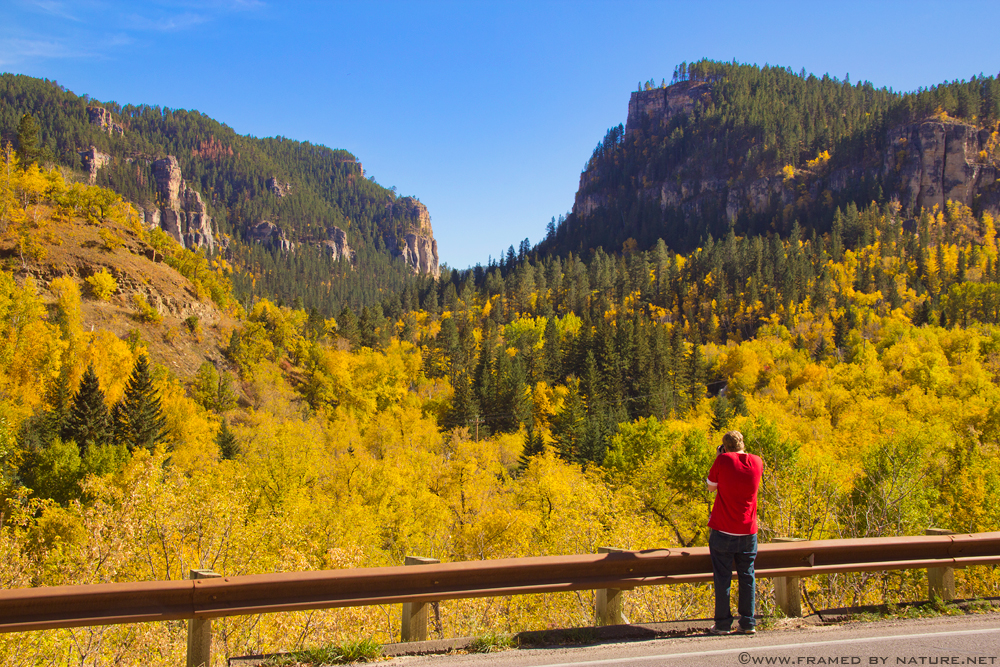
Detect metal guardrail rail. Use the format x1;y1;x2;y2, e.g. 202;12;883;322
2;531;999;633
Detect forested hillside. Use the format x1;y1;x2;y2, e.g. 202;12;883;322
542;60;1000;256
0;73;437;315
2;137;1000;664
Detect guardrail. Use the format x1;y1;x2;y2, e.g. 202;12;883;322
2;530;999;666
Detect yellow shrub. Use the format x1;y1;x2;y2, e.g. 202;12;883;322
131;293;162;324
806;150;831;170
85;269;118;301
98;228;125;252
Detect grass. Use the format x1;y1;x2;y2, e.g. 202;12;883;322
467;631;516;653
261;638;382;666
965;598;995;614
843;599;970;624
756;614;782;631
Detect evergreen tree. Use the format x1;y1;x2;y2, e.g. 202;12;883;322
518;424;545;471
217;419;240;460
444;370;480;432
338;306;359;347
712;395;732;432
63;363;111;455
42;368;73;443
541;316;562;382
16;113;41;167
552;377;587;463
112;355;167;453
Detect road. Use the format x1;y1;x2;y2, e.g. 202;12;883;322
382;614;1000;667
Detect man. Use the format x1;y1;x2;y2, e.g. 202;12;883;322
706;429;763;635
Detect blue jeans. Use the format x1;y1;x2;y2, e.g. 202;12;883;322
709;529;757;630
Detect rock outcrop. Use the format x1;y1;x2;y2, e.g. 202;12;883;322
573;85;1000;235
150;156;215;253
387;197;438;276
87;107;124;137
80;146;110;184
885;120;999;213
321;226;354;262
625;80;712;135
248;221;294;252
267;177;292;198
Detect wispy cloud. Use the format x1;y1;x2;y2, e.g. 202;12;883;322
23;0;84;22
3;0;266;67
210;0;265;9
124;11;210;32
0;36;94;66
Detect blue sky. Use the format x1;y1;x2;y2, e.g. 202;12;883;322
3;1;1000;269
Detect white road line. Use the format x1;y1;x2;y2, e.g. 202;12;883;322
532;626;1000;667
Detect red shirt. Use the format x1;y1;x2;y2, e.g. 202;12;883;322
707;452;763;535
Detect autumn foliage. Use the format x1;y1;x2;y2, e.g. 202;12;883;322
2;161;1000;663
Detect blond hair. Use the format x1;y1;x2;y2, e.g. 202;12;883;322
721;430;745;453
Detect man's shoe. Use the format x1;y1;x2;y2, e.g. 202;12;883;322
736;626;756;635
708;625;732;635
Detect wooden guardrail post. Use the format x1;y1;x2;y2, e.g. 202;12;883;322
771;538;803;617
187;569;221;667
926;528;956;601
400;556;439;642
595;547;630;626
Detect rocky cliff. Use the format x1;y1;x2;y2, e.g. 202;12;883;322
387;197;438;276
248;221;294;252
885;120;999;213
147;156;215;253
571;83;1000;250
624;80;712;134
1;73;444;316
87;106;124;137
247;220;355;263
80;146;110;184
321;225;354;262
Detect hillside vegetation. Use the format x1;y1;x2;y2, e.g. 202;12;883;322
542;60;1000;256
0;72;431;315
2;131;1000;664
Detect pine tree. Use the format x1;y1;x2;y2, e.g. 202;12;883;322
42;368;73;442
112;355;167;452
541;316;562;382
518;425;545;471
63;363;111;455
552;377;587;463
16;113;41;168
338;306;359;347
217;419;240;460
712;395;732;431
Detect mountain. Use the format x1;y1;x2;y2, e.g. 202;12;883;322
0;73;439;315
539;60;1000;257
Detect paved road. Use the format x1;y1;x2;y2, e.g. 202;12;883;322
382;614;1000;667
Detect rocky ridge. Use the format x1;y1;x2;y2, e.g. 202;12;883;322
574;83;1000;235
38;97;439;285
87;107;124;137
80;146;110;184
387;197;439;276
247;220;355;263
145;156;215;253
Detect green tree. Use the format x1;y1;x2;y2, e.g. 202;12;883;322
551;377;587;462
63;364;111;455
217;419;240;460
16;113;41;168
193;362;238;412
112;355;167;452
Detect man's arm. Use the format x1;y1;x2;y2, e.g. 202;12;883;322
706;456;721;492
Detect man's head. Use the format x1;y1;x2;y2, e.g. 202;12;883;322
721;430;745;453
